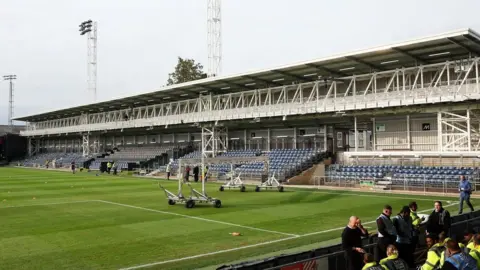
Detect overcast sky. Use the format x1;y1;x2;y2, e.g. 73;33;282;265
1;0;480;124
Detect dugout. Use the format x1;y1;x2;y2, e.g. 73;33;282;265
0;133;27;163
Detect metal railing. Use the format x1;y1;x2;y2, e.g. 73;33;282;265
313;175;479;196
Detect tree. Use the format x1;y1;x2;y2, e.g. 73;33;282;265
166;57;208;86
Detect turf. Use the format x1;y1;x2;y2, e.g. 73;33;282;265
0;167;469;270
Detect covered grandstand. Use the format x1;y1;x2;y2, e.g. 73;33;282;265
11;28;480;186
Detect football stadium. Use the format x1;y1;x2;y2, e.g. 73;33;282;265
4;10;480;270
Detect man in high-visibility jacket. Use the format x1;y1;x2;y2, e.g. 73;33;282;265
421;234;444;270
379;245;408;270
107;162;112;174
203;166;209;182
469;234;480;269
466;230;476;251
362;253;386;270
410;201;425;250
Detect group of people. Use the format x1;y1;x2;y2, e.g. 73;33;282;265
105;161;118;175
343;202;478;270
165;163;208;182
342;175;477;270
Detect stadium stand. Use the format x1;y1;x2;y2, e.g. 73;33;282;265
22;152;92;168
328;165;478;181
8;28;480;270
162;148;324;181
88;143;193;171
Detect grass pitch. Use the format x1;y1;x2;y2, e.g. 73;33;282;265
0;167;467;270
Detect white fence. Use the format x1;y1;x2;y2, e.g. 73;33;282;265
313;175;479;196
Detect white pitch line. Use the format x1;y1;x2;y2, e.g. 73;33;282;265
97;200;298;237
0;200;97;209
118;235;298;270
301;202;459;237
119;202;460;270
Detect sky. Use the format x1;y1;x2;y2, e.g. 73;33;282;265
1;0;480;124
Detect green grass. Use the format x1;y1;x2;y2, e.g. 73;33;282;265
0;167;470;270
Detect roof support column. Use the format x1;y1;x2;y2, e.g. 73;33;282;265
467;109;472;151
82;133;90;157
243;129;247;151
476;58;479;93
324;125;327;152
372;118;376;151
406;115;411;150
437;111;443;152
293;127;297;149
354;116;358;152
267;128;271;151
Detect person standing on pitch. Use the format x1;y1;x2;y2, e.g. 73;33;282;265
376;205;397;262
193;165;199;182
342;216;369;270
166;163;171;180
184;165;191;182
459;175;475;214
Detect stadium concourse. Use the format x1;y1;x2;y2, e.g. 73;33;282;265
5;28;480;269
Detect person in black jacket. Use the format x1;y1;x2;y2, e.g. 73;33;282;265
426;201;451;237
193;166;199;182
342;216;369;270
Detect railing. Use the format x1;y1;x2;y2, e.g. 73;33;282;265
313;175;480;196
20;81;480;136
217;212;480;270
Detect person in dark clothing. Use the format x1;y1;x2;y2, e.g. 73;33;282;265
427;201;451;237
71;161;76;174
184;165;191;182
193;166;199;182
342;216;369;270
392;206;414;267
409;201;425;252
376;205;397;262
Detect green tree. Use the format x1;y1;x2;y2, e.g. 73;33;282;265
166;57;208;85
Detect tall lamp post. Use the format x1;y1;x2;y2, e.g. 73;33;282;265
79;20;98;102
3;75;16;127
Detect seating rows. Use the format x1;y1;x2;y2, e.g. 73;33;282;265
167;149;323;179
328;165;479;184
234;149;319;176
22;153;92;168
96;145;177;162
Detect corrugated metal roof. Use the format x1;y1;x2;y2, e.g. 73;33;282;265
14;28;480;122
